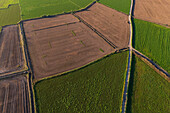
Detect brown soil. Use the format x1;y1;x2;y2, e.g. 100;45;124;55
23;14;115;80
0;75;30;113
0;25;25;74
134;0;170;25
75;3;130;49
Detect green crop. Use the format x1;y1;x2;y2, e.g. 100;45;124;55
133;19;170;73
34;51;128;113
126;55;170;113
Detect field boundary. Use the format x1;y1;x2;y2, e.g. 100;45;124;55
132;48;170;81
72;13;117;49
33;50;131;84
20;22;36;113
121;0;134;112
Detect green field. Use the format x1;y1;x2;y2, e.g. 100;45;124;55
0;4;21;27
34;51;128;113
133;19;170;73
20;0;94;20
126;55;170;113
99;0;131;14
0;0;19;8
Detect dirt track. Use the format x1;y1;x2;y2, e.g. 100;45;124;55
0;75;30;113
0;25;24;74
23;14;115;80
75;3;130;49
134;0;170;25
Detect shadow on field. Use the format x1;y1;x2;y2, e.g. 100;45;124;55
132;17;136;48
126;54;136;113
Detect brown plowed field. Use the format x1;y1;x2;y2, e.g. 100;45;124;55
134;0;170;25
0;75;30;113
0;25;25;74
75;3;130;49
23;14;115;80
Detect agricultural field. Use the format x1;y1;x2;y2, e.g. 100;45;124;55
0;4;21;27
35;51;128;113
126;55;170;113
0;25;25;74
134;0;170;25
76;3;130;49
20;0;94;20
23;14;115;80
0;0;19;8
133;19;170;73
99;0;131;14
0;75;30;113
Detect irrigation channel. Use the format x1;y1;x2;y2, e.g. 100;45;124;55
121;0;134;113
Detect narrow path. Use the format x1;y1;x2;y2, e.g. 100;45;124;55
121;0;134;113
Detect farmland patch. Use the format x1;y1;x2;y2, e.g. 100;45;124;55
133;19;170;73
99;0;131;14
0;0;19;8
0;25;25;74
134;0;170;25
75;3;130;49
20;0;94;20
35;51;128;113
126;55;170;113
0;4;21;27
23;14;115;80
0;75;30;113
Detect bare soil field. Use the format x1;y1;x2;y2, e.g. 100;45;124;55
0;75;30;113
23;14;115;80
75;3;130;49
134;0;170;25
0;25;25;74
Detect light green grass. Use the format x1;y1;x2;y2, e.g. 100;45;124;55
133;19;170;73
126;55;170;113
0;4;21;27
20;0;94;20
0;0;19;8
34;51;128;113
99;0;131;14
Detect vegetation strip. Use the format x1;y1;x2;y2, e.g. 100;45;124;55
132;48;170;79
121;0;134;113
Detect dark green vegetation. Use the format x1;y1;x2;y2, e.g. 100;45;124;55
0;0;19;8
99;0;131;14
133;19;170;73
126;55;170;113
20;0;94;20
35;51;128;113
0;4;21;27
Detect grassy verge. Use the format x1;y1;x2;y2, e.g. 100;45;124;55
126;54;170;113
133;19;170;73
98;0;131;15
0;4;21;27
34;51;128;113
0;0;19;8
20;0;94;20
